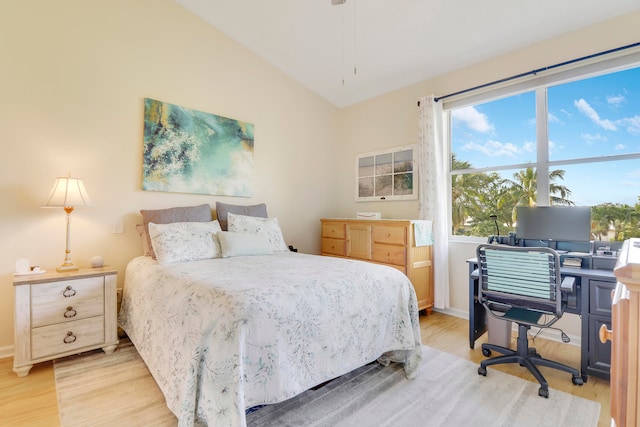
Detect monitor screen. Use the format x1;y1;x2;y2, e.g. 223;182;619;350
516;206;591;242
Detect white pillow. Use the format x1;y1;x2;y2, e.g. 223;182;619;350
148;220;222;264
227;213;288;252
217;231;274;257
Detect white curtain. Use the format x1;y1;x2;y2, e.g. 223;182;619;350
417;95;449;309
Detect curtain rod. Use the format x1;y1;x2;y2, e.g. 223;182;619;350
426;41;640;104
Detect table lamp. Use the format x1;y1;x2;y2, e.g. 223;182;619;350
43;174;91;272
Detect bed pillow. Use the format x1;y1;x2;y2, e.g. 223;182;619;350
215;202;268;231
216;231;273;258
141;204;213;259
227;212;288;252
148;220;222;264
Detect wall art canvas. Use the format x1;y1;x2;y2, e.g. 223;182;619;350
142;98;255;197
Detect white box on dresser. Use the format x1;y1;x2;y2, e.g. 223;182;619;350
13;266;119;377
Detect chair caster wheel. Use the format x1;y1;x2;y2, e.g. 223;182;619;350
482;348;491;357
538;388;549;398
478;366;487;376
572;376;584;386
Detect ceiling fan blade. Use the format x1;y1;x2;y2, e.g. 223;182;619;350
331;0;347;5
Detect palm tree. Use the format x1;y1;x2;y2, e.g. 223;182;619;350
499;167;574;223
451;155;500;234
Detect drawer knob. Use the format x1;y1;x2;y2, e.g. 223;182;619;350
64;306;77;318
63;331;77;344
599;324;612;344
63;286;77;298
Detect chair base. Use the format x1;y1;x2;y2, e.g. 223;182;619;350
478;324;583;398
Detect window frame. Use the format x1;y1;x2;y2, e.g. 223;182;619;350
355;144;417;202
445;49;640;240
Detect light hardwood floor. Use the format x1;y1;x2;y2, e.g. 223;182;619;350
0;311;610;426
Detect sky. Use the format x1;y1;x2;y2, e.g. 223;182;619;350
451;65;640;207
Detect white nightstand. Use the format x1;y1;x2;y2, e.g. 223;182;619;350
13;266;119;377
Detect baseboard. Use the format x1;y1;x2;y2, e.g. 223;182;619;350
0;344;14;360
431;307;581;348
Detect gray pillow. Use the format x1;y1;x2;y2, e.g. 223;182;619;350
140;204;212;259
215;202;268;231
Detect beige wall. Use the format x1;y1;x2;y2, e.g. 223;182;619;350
1;1;638;355
0;0;340;353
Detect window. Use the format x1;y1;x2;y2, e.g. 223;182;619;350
356;145;416;201
449;65;640;241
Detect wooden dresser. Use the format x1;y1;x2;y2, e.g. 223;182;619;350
321;218;434;313
13;267;119;377
606;238;640;426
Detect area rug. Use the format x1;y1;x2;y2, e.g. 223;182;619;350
55;339;600;427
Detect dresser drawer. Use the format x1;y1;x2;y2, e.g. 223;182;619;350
373;225;406;245
372;244;406;266
31;277;104;327
322;222;346;239
31;316;105;359
322;238;346;256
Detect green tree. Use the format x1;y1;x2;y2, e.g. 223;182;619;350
499;167;573;225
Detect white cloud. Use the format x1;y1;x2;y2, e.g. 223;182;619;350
453;106;494;133
615;144;626;150
580;133;607;145
462;139;521;157
607;95;625;106
574;98;617;131
618;115;640;135
560;108;572;119
548;112;560;123
523;141;535;152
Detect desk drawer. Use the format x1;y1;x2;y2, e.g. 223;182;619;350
589;280;615;316
32;277;104;327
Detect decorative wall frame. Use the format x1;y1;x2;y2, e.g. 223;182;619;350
142;98;255;197
355;144;417;201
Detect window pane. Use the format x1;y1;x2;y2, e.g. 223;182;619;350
394;149;413;173
451;92;536;170
375;175;392;196
359;156;374;177
451;168;521;236
394;172;413;195
375;153;393;175
548;67;640;162
554;161;638;207
358;177;374;197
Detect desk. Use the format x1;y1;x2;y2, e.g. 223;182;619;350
467;257;615;381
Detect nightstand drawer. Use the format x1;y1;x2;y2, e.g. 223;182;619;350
31;316;105;359
31;277;104;327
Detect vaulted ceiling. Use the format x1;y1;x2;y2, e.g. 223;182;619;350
176;0;640;107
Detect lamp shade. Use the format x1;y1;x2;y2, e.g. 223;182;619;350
43;175;91;208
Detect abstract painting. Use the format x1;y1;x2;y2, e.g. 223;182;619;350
142;98;255;197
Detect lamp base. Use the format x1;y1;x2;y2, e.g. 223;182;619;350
56;263;79;273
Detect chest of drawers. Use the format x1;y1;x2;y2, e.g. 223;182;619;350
321;218;433;313
13;267;119;376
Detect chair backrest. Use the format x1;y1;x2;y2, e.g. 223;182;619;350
476;244;563;317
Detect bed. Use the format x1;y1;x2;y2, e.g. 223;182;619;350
118;205;422;427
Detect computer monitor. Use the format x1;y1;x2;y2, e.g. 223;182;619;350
516;206;592;243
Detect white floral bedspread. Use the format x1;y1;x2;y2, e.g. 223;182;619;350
118;252;422;427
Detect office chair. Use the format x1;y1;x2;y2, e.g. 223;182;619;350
476;244;584;398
